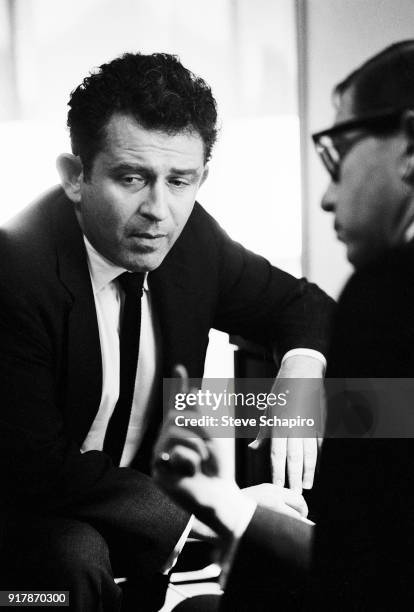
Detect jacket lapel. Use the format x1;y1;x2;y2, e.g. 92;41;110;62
134;246;209;473
50;190;102;444
46;193;211;445
149;222;211;381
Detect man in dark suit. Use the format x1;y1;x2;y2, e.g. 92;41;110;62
0;52;332;611
309;38;414;610
154;40;414;610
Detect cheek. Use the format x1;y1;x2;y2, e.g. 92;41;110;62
83;189;128;235
336;172;373;226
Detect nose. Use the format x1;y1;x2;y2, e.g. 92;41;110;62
139;180;169;222
321;181;337;213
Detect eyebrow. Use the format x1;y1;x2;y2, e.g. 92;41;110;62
108;163;201;177
107;163;148;174
169;167;201;177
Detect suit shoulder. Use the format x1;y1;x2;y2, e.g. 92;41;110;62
0;186;65;292
173;202;230;259
0;185;63;236
0;186;64;249
186;202;226;238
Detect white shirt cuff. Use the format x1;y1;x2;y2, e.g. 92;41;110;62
280;348;327;373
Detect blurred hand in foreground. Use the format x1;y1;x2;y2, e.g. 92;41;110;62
153;365;309;544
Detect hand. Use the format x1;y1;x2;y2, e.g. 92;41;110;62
153;365;310;542
241;483;308;519
270;436;322;491
249;355;325;491
153;365;236;540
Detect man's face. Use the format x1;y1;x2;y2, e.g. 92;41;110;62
77;113;207;272
320;88;407;268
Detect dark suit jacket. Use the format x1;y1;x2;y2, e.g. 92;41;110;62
222;505;310;611
310;239;414;609
0;186;332;574
222;241;414;610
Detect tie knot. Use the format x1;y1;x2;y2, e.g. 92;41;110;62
117;272;145;296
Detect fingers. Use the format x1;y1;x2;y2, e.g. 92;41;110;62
155;444;201;478
302;437;318;490
241;483;308;520
157;363;223;478
287;438;304;492
276;503;306;521
248;421;269;451
282;488;309;518
271;437;287;486
172;363;190;393
248;437;262;450
272;438;319;491
155;423;211;464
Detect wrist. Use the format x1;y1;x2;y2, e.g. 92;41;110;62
208;484;256;544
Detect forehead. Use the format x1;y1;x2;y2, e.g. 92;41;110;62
99;113;205;168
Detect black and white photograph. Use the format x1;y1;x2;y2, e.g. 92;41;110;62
1;1;414;610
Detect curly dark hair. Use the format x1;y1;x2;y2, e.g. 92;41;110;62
67;52;218;176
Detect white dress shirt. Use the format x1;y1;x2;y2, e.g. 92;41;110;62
80;236;161;466
80;235;192;571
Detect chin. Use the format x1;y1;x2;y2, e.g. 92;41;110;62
347;249;364;269
345;242;363;269
126;252;166;273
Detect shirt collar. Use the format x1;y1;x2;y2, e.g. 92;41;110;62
83;235;149;294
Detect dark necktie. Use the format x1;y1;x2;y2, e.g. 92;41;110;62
103;271;145;465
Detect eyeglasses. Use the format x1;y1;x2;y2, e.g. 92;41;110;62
312;109;405;182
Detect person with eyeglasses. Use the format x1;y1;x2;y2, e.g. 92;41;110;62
154;40;414;611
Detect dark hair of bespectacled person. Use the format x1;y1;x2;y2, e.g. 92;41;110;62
333;39;414;131
67;52;218;178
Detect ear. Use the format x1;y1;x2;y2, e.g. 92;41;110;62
56;153;84;203
200;165;209;187
399;110;414;185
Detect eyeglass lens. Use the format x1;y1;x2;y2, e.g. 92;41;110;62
315;136;340;182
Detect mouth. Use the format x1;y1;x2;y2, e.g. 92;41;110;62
334;223;345;241
133;232;167;239
129;232;167;252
